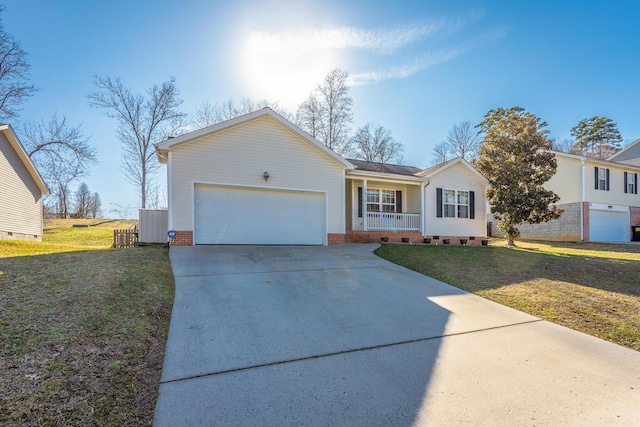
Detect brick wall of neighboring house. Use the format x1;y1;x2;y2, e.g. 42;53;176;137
171;230;193;246
631;206;640;240
327;233;345;245
489;202;582;241
582;202;590;242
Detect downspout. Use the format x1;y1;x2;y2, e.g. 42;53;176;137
167;151;173;232
422;179;430;236
580;159;585;241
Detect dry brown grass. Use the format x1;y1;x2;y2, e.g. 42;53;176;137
376;239;640;351
0;220;174;426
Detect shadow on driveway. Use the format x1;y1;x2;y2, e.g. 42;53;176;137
154;244;640;426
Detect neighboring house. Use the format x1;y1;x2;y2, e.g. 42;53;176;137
489;150;640;242
0;124;49;241
155;108;489;246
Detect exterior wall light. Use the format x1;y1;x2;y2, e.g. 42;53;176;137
263;171;270;181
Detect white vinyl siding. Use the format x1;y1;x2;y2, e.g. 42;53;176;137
0;132;43;238
425;162;487;237
170;116;345;235
543;155;583;203
585;165;640;206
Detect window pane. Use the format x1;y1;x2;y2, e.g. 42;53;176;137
382;204;395;213
458;205;469;218
457;191;469;205
444;204;456;218
381;190;395;204
366;189;379;203
444;189;455;204
367;203;378;212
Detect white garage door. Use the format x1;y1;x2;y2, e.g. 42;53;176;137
194;184;325;245
589;209;629;242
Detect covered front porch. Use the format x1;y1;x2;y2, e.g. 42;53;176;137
346;169;426;239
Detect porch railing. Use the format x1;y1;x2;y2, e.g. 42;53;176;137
366;212;421;231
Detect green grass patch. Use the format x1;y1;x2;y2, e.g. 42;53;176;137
0;220;174;425
376;240;640;351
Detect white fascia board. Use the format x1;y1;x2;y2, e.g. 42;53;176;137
346;169;425;185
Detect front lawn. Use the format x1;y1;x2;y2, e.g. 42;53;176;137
0;220;174;425
376;240;640;351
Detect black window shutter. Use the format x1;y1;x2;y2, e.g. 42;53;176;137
436;188;443;218
606;168;610;191
469;191;475;219
357;187;363;218
636;173;638;194
395;191;402;213
625;172;628;193
594;167;599;190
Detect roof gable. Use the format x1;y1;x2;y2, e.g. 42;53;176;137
0;124;49;194
417;157;489;185
608;138;640;162
156;108;353;169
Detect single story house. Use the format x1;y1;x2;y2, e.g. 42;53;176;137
155;108;489;246
0;124;49;241
489;150;640;242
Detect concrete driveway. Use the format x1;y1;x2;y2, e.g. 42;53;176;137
154;244;640;426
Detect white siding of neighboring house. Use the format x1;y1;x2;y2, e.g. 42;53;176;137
424;162;487;237
170;115;346;234
584;163;640;207
544;155;583;204
0;132;43;238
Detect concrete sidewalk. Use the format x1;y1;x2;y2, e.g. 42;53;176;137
154;244;640;426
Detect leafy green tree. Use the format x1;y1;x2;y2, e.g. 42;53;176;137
570;116;622;159
477;107;563;246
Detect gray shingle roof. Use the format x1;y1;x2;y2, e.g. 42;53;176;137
346;159;423;176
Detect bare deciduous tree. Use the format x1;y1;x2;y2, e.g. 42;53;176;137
295;93;324;139
297;68;353;154
431;141;451;165
0;6;35;120
23;113;97;218
446;120;482;161
350;123;404;163
191;97;293;129
88;76;186;208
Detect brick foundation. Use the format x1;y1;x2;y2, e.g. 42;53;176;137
422;235;486;246
170;230;193;246
328;233;345;245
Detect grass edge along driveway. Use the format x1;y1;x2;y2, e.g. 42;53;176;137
376;239;640;352
0;220;175;426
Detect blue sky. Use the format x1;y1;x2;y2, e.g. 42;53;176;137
5;0;640;216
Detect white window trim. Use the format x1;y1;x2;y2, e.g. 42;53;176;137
627;172;636;194
443;188;469;219
598;168;608;191
367;188;396;213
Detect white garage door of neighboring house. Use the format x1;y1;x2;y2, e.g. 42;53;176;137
194;184;326;245
589;208;630;242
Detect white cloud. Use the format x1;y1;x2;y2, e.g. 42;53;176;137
349;26;509;86
245;17;461;55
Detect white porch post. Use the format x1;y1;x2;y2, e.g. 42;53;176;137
363;179;368;231
420;182;425;236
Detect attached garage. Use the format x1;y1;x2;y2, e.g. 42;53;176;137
589;205;630;242
194;184;326;245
